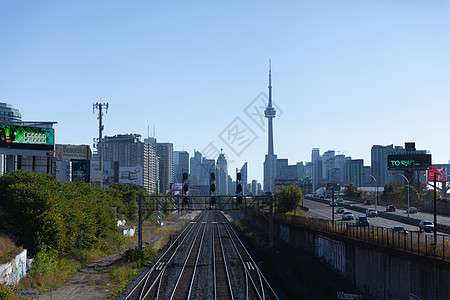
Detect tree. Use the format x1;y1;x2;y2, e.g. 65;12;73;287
274;184;304;214
343;183;358;197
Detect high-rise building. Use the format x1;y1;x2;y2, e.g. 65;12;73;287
263;61;278;192
371;144;394;188
311;148;320;163
216;150;228;195
251;179;258;195
0;102;21;124
156;142;173;194
344;159;364;186
174;151;189;183
101;134;157;193
240;162;248;195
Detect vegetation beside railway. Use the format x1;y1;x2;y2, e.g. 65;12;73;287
0;170;172;299
233;218;369;299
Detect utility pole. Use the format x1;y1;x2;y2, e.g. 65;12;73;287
93;102;109;190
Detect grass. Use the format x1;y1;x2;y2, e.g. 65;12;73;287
0;235;22;265
105;219;189;299
233;218;371;300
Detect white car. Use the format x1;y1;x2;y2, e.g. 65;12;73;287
336;207;345;213
342;211;354;221
366;208;378;217
336;197;344;202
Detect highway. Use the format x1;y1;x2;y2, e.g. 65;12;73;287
303;197;450;234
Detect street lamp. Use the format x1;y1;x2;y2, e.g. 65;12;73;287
397;174;414;219
368;175;378;211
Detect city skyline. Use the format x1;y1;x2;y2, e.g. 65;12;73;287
2;1;450;183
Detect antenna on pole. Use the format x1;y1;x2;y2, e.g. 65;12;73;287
93;101;109;190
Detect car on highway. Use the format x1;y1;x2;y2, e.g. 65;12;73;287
325;194;331;199
418;220;434;233
366;208;378;217
319;195;325;199
330;201;338;207
336;207;345;213
342;211;354;221
305;194;313;197
363;199;372;205
407;207;418;214
336;197;344;202
391;226;408;234
386;205;396;212
355;216;369;226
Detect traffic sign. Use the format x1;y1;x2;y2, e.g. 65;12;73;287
19;290;39;297
337;292;362;300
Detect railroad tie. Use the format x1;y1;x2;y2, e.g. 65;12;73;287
246;262;254;271
155;262;166;271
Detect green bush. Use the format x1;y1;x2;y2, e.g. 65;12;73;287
0;283;16;300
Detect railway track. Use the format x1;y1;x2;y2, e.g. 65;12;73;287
122;210;279;300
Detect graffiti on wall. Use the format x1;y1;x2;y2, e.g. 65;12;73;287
0;250;28;286
280;224;289;243
316;235;346;274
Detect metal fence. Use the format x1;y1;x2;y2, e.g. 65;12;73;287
258;212;450;261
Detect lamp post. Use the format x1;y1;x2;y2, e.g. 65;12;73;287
398;174;414;219
368;175;378;211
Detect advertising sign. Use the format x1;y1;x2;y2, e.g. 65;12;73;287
326;182;340;191
171;183;183;190
387;154;431;171
0;125;54;150
428;167;448;181
90;161;115;187
119;165;143;185
71;159;90;183
55;144;90;161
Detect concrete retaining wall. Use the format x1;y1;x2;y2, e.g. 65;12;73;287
0;249;28;286
244;212;450;300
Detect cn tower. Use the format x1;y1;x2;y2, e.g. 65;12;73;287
263;60;277;192
265;60;276;155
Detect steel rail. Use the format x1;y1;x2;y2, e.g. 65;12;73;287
124;214;200;300
168;220;206;299
143;216;203;300
221;219;261;300
156;212;207;300
213;212;217;300
225;215;280;300
215;212;234;300
125;211;205;300
187;212;211;299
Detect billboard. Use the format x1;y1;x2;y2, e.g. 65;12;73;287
71;159;91;183
387;154;431;171
119;166;143;185
0;125;54;150
90;161;117;187
55;144;90;161
326;182;340;191
428;167;449;181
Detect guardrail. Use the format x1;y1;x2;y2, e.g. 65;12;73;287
306;196;450;234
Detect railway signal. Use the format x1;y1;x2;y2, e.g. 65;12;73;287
210;172;216;205
182;172;189;204
236;170;243;205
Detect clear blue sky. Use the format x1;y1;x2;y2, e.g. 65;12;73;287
1;1;450;183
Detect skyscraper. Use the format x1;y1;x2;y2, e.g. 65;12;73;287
174;151;189;183
216;150;228;195
241;162;248;195
263;61;278;192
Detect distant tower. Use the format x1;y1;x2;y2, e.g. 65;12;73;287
265;60;276;155
263;61;278;192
